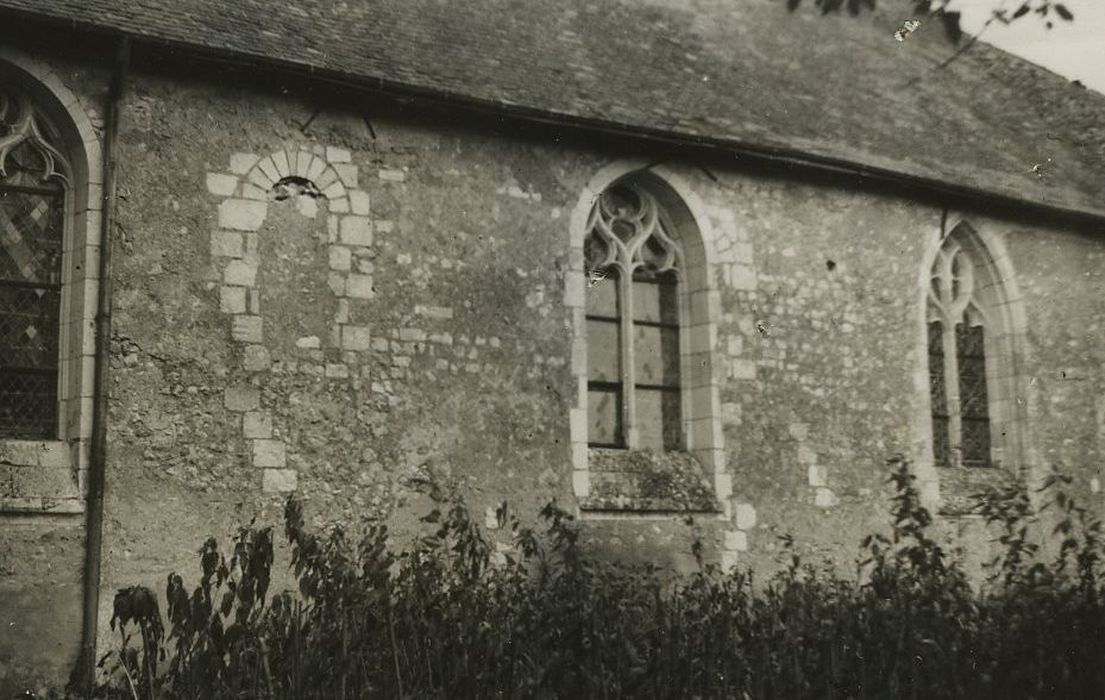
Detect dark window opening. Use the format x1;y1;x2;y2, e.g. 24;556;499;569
0;141;65;439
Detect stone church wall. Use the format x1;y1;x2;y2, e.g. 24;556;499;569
2;41;1104;694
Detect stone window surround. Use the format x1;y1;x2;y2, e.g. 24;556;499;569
0;48;103;514
910;217;1036;514
567;161;729;517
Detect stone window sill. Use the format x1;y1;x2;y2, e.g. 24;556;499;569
0;439;83;514
579;447;720;514
936;464;1017;517
0;497;84;514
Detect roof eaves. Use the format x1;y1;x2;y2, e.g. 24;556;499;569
4;5;1104;225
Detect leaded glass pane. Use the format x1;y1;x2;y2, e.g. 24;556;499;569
957;323;991;466
633;280;661;323
928;320;950;466
636;388;681;451
951;252;963;299
586;271;618;318
632;275;678;324
0;136;65;439
634;324;680;387
586;319;620;382
0;284;61;369
588;387;621;448
0;370;57;439
1;188;64;283
932;416;950;468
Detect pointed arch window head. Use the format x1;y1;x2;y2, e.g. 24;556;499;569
0;87;71;439
927;236;993;468
585;181;684;451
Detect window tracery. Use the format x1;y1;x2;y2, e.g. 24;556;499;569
927;237;992;467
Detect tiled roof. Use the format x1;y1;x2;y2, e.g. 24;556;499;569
2;0;1103;217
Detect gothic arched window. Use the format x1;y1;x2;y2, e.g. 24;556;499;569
585;180;684;451
570;167;724;513
0;88;71;438
927;230;999;468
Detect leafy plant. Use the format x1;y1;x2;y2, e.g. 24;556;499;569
89;458;1104;699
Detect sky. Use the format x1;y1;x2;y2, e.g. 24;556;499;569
950;0;1105;93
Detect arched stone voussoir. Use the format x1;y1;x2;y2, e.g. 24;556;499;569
243;145;355;209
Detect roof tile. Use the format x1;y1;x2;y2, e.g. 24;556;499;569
1;0;1103;215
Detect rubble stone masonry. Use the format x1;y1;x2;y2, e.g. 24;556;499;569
2;45;1104;694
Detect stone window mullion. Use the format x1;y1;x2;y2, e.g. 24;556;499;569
620;262;639;449
940;314;963;468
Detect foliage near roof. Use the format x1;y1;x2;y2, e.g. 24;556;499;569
1;0;1103;216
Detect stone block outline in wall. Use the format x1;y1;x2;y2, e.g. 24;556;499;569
206;144;375;494
704;202;759;294
790;421;838;509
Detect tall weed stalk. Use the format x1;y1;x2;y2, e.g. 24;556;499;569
91;457;1105;699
